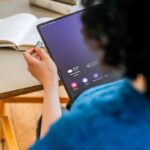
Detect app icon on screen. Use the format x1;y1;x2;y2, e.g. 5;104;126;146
68;69;73;74
93;73;99;79
71;82;78;89
82;78;89;83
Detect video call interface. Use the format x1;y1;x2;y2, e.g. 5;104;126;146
38;11;114;100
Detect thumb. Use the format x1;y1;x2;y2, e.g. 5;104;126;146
24;50;39;65
35;48;48;60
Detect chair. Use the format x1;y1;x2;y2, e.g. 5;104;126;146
0;89;69;150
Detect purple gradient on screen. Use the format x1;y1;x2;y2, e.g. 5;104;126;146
38;12;117;100
40;13;96;70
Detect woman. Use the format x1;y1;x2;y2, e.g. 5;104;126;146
24;0;150;149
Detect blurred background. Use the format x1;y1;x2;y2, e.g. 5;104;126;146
0;0;82;149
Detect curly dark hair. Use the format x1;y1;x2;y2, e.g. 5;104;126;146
81;0;150;95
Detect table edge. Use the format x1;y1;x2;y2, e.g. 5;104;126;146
0;80;62;99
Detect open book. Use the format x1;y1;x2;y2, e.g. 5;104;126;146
0;13;53;51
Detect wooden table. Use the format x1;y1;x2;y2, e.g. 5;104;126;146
0;50;42;99
0;2;69;149
0;0;61;18
0;0;64;99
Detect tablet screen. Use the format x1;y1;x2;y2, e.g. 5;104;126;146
38;11;120;100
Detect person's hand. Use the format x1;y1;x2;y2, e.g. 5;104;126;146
24;48;58;88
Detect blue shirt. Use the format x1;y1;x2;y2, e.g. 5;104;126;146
30;79;150;150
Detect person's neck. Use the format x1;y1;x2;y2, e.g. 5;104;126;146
132;74;147;94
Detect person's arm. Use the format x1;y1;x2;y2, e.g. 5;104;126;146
24;48;62;138
41;79;62;138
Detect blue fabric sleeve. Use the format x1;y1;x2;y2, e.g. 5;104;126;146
29;80;124;150
71;80;124;112
29;111;84;150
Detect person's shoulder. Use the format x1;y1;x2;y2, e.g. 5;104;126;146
29;85;125;150
72;79;125;111
29;80;128;150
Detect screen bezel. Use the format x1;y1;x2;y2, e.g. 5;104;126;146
37;10;86;101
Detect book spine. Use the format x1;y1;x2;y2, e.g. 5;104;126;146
55;0;77;5
30;0;82;15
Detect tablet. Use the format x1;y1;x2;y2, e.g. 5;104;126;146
37;10;121;101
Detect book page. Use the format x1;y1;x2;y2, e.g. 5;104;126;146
56;0;77;5
0;19;3;23
20;17;53;47
0;13;37;45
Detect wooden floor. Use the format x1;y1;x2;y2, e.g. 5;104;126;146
0;103;43;150
0;88;68;150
